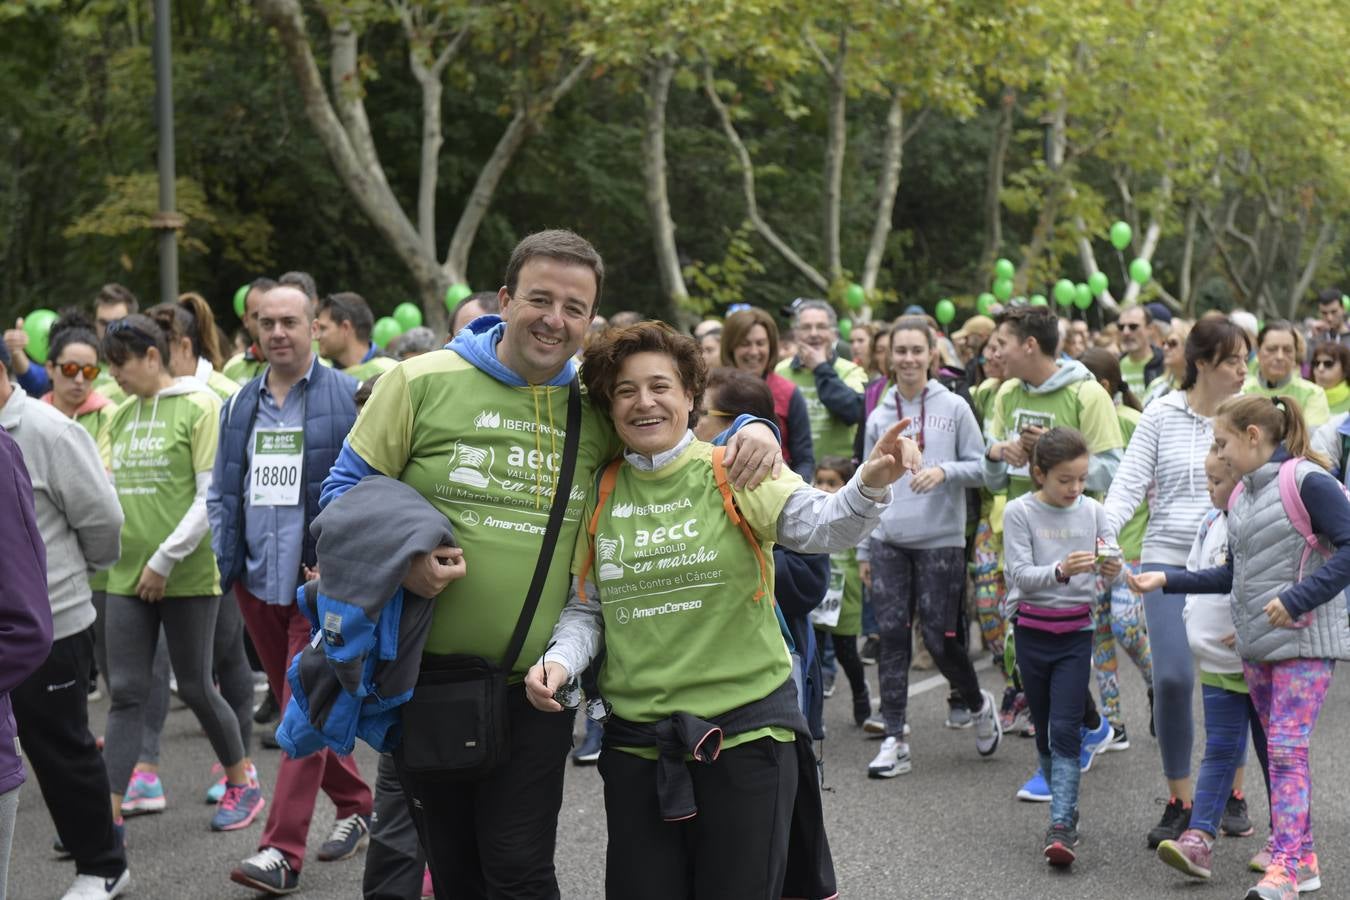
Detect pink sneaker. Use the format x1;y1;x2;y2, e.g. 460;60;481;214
1248;864;1298;900
1157;828;1213;879
1298;851;1321;893
421;866;434;899
1251;835;1276;872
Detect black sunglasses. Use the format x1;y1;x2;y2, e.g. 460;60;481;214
1314;359;1339;369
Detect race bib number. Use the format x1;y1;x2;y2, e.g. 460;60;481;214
1008;409;1055;478
250;428;303;506
809;570;845;629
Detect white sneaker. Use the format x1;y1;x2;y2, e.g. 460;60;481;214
973;688;1003;757
867;736;911;778
61;870;130;900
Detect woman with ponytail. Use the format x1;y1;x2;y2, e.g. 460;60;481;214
148;293;239;401
1131;394;1350;899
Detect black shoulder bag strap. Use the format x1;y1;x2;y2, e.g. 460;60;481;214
500;377;583;671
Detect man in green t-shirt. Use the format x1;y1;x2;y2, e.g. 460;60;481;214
982;305;1124;500
322;230;783;900
774;299;867;459
222;277;276;385
316;291;397;382
1117;304;1164;397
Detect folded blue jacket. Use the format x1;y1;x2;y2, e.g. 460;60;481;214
277;475;454;756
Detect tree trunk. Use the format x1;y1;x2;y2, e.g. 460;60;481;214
1288;217;1334;319
640;54;686;315
821;28;847;284
256;0;441;299
703;65;828;292
978;88;1015;281
1180;199;1198;314
443;58;590;291
860;88;904;293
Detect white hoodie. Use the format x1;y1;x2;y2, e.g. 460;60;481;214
1182;509;1243;675
1103;389;1215;566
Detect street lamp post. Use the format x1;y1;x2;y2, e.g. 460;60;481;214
152;0;182;305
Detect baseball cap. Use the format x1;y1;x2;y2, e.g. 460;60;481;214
1144;302;1173;324
953;315;996;341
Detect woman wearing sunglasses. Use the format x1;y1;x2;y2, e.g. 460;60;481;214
1143;321;1192;407
43;312;117;441
100;314;264;834
1309;341;1350;416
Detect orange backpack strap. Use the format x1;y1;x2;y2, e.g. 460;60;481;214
711;446;772;604
577;459;623;602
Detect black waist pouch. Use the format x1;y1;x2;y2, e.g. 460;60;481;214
394;654;510;780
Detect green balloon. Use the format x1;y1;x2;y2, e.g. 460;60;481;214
1029;296;1048;307
1088;271;1109;296
371;316;404;350
994;258;1015;281
1110;221;1132;251
1343;295;1350;313
935;299;956;325
1053;279;1075;305
1129;258;1153;285
845;283;866;311
838;318;853;341
444;283;473;310
1073;284;1094;310
233;284;250;319
22;308;59;364
393;302;423;331
977;293;995;316
992;278;1013;302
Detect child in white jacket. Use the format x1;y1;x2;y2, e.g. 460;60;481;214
1157;448;1279;883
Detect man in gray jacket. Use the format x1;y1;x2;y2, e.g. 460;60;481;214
0;343;129;900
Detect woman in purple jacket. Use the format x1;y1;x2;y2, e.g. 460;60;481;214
0;426;55;900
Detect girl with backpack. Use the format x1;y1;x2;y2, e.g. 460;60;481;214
1130;394;1350;900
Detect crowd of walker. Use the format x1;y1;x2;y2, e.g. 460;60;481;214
2;230;1350;900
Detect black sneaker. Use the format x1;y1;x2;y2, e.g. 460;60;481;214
1147;797;1191;849
1044;823;1080;866
231;847;300;895
260;725;282;750
1102;723;1130;752
859;636;879;665
1221;791;1254;837
253;690;279;725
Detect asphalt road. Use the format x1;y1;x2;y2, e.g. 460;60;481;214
10;655;1350;899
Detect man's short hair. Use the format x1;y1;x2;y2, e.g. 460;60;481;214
996;305;1059;357
94;283;138;314
278;270;319;302
1318;288;1344;307
451;291;499;323
791;299;837;330
1119;303;1152;325
504;230;605;313
394;326;438;359
249;276;278;296
318;292;375;343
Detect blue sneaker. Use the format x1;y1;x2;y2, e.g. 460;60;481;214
572;717;603;766
206;762;258;804
122;770;166;816
210;783;265;832
1016;769;1051;802
1079;720;1113;772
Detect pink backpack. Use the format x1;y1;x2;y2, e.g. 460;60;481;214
1227;458;1350;627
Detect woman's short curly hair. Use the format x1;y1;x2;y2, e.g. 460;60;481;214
582;321;706;418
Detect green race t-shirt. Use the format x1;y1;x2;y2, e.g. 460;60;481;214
1243;375;1332;426
92;372;125;403
223;352;265;386
1119;354;1149;397
573;441;801;750
104;387;222;597
204;369;241;402
819;546;863;636
1115;405;1149;560
347;350;620;674
988;375;1123;500
345;355;398;383
774;356;866;459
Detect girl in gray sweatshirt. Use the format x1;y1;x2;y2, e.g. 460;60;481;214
1003;427;1122;867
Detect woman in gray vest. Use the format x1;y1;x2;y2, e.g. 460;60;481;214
1131;393;1350;900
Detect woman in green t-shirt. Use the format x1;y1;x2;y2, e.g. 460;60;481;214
1310;340;1350;416
100;315;262;832
525;322;919;899
1243;320;1331;426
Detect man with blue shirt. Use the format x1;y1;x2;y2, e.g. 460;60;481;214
208;280;373;896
